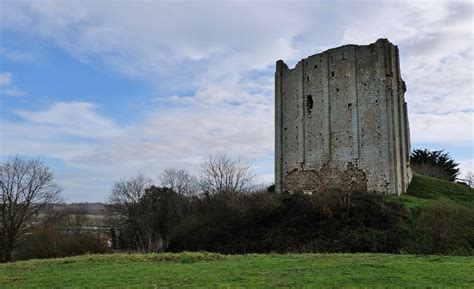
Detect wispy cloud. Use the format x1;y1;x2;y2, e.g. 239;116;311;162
0;1;472;201
0;47;43;64
1;97;273;201
0;72;27;97
0;72;13;86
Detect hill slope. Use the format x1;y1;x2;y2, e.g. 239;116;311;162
383;173;474;208
1;252;473;288
406;173;474;206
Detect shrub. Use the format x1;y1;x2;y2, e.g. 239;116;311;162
169;191;410;254
17;225;108;260
414;202;474;255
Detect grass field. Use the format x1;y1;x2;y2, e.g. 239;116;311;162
3;174;473;288
1;252;473;288
384;173;474;209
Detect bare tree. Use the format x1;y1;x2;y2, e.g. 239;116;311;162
108;173;151;210
107;173;152;251
158;168;196;196
197;154;255;195
464;171;474;188
0;157;62;262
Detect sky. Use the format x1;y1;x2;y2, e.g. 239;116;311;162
0;0;473;202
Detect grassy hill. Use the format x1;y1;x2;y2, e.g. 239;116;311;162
1;252;473;288
2;173;473;288
384;173;474;208
406;173;474;206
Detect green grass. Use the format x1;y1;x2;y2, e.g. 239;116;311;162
407;173;474;205
384;173;474;209
3;174;473;288
1;252;473;288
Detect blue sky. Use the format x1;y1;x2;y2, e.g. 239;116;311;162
1;1;473;202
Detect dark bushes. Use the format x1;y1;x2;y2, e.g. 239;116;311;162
412;202;474;255
109;186;192;253
18;225;108;260
168;192;410;254
112;181;474;255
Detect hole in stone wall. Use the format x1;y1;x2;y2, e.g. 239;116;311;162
307;76;310;81
314;65;318;69
331;71;335;77
348;103;352;108
306;95;313;114
336;88;339;92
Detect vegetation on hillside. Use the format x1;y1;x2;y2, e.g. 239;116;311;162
3;154;474;262
405;172;474;207
1;252;473;288
105;171;474;256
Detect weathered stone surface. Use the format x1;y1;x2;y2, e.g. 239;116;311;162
283;163;368;193
275;39;412;195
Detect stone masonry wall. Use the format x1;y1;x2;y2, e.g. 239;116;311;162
275;39;412;195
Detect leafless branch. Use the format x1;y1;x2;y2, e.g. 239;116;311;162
0;156;62;262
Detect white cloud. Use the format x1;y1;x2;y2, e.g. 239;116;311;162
1;97;274;201
2;88;27;97
0;1;473;200
13;102;121;139
1;102;119;160
0;71;27;97
410;112;474;145
0;1;313;89
0;72;12;86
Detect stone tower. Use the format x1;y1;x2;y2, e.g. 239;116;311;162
275;39;411;195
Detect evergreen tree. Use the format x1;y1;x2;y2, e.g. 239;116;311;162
410;149;460;181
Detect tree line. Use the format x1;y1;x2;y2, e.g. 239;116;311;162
1;149;472;262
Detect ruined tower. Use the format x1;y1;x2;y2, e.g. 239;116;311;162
275;39;411;195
